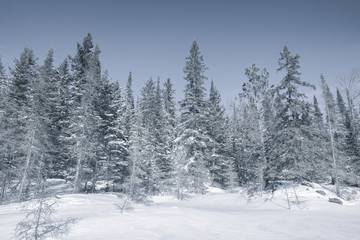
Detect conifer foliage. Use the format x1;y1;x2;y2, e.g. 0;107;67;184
0;35;359;209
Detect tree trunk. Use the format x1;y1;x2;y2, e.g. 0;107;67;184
18;129;35;202
73;140;82;194
326;104;340;197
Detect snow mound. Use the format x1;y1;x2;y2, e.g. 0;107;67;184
0;182;360;239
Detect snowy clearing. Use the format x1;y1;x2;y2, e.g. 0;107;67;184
1;182;360;240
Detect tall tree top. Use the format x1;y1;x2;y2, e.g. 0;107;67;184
126;71;134;110
0;57;5;77
277;45;314;90
276;46;315;125
183;40;207;98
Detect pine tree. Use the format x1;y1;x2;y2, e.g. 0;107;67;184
37;49;61;178
0;57;7;117
103;77;128;191
321;75;341;196
57;59;73;178
68;33;102;193
124;72;135;142
154;78;172;191
6;48;40;201
177;40;210;193
269;46;317;182
138;78;162;194
0;57;10;203
313;95;325;131
207;81;229;188
335;88;359;185
161;78;177;192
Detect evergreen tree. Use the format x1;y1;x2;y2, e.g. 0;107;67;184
269;46;318;182
177;40;210;193
154;78;172;191
103;78;128;191
313;95;325;131
57;59;73;178
335;88;359;185
6;48;40;201
124;72;135;141
137;78;166;194
207;81;229;188
68;33;102;193
0;57;10;203
322;75;341;195
0;58;7;117
37;49;61;177
162;78;177;192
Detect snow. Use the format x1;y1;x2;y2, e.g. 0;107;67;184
1;182;360;240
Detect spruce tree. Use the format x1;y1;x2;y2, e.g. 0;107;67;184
37;49;61;178
162;78;177;191
57;59;73;178
7;48;40;201
322;75;341;195
103;78;128;191
313;95;325;131
177;40;210;193
269;46;317;182
154;78;172;191
68;33;102;193
124;72;135;142
207;81;229;188
0;57;10;203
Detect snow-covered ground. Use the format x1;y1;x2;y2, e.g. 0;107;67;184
1;181;360;240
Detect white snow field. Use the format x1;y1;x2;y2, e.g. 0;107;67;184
1;180;360;240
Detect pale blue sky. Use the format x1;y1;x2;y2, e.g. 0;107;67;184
1;0;360;105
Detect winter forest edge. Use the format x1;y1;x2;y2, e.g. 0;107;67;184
0;32;359;209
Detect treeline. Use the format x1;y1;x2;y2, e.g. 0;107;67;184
0;33;359;203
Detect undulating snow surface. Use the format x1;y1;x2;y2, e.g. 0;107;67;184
1;182;360;240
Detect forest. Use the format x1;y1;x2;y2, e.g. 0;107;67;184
0;33;359;205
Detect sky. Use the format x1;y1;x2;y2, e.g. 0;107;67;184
1;0;360;106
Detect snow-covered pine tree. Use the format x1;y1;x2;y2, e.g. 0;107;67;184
37;49;62;178
321;75;342;196
128;104;148;202
104;78;128;191
223;105;242;188
177;40;210;193
123;72;135;179
0;57;10;203
57;59;73;179
339;71;360;173
85;44;106;193
68;33;102;193
334;88;359;186
268;46;318;183
207;81;229;188
124;72;135;142
162;78;176;191
138;78;161;194
0;57;7;118
313;95;325;131
6;48;40;201
154;78;172;192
